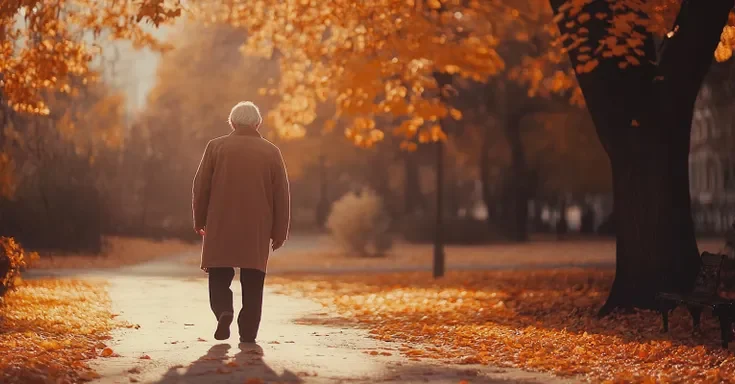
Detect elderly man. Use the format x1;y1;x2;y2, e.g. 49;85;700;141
192;101;290;343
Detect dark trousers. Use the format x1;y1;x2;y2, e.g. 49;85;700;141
208;268;266;340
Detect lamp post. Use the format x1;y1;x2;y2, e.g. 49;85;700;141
433;137;445;278
432;71;454;279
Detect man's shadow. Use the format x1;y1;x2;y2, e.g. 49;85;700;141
155;343;303;383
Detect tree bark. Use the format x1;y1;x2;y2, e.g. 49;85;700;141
315;154;329;228
404;152;426;215
504;110;530;242
479;120;495;229
550;0;734;313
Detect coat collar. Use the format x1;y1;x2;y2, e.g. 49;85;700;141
229;128;262;138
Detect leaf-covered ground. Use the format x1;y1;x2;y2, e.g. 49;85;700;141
0;279;116;383
34;236;197;269
270;269;735;383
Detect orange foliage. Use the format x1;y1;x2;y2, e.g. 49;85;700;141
189;0;735;147
0;81;127;193
554;1;735;74
1;0;179;114
271;270;735;383
3;0;734;143
0;237;38;296
0;279;115;383
192;0;532;147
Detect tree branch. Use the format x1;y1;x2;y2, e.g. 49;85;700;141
656;0;734;111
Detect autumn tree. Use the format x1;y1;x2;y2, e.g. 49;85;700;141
194;0;735;311
550;0;735;313
0;0;179;113
0;81;125;251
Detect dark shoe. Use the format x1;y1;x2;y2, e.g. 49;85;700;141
214;312;233;340
239;336;255;343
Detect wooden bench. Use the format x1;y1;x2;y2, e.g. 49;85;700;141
656;252;734;349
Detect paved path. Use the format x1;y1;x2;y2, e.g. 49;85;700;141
30;255;580;383
86;274;576;384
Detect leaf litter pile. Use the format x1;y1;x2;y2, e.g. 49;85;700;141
270;269;735;383
0;279;116;383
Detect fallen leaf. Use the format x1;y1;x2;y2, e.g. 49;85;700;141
139;354;151;360
268;270;735;382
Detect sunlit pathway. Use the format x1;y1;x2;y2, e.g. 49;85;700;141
84;271;577;384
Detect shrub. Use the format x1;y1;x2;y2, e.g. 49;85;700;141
0;237;39;297
326;188;393;257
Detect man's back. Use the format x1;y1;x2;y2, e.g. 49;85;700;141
192;129;290;272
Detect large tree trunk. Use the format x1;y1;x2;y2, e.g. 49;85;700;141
551;0;733;313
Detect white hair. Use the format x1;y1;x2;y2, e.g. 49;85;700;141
228;101;263;130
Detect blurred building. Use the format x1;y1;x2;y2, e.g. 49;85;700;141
689;84;735;233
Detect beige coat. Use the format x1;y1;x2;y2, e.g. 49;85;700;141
192;128;290;272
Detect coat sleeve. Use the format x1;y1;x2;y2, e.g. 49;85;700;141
192;141;215;230
271;149;291;242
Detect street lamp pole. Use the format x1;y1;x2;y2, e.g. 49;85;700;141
431;64;455;278
433;138;445;278
415;0;449;279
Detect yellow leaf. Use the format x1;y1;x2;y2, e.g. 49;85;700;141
715;43;733;62
576;59;599;73
625;56;640;65
577;13;591;23
427;0;442;9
